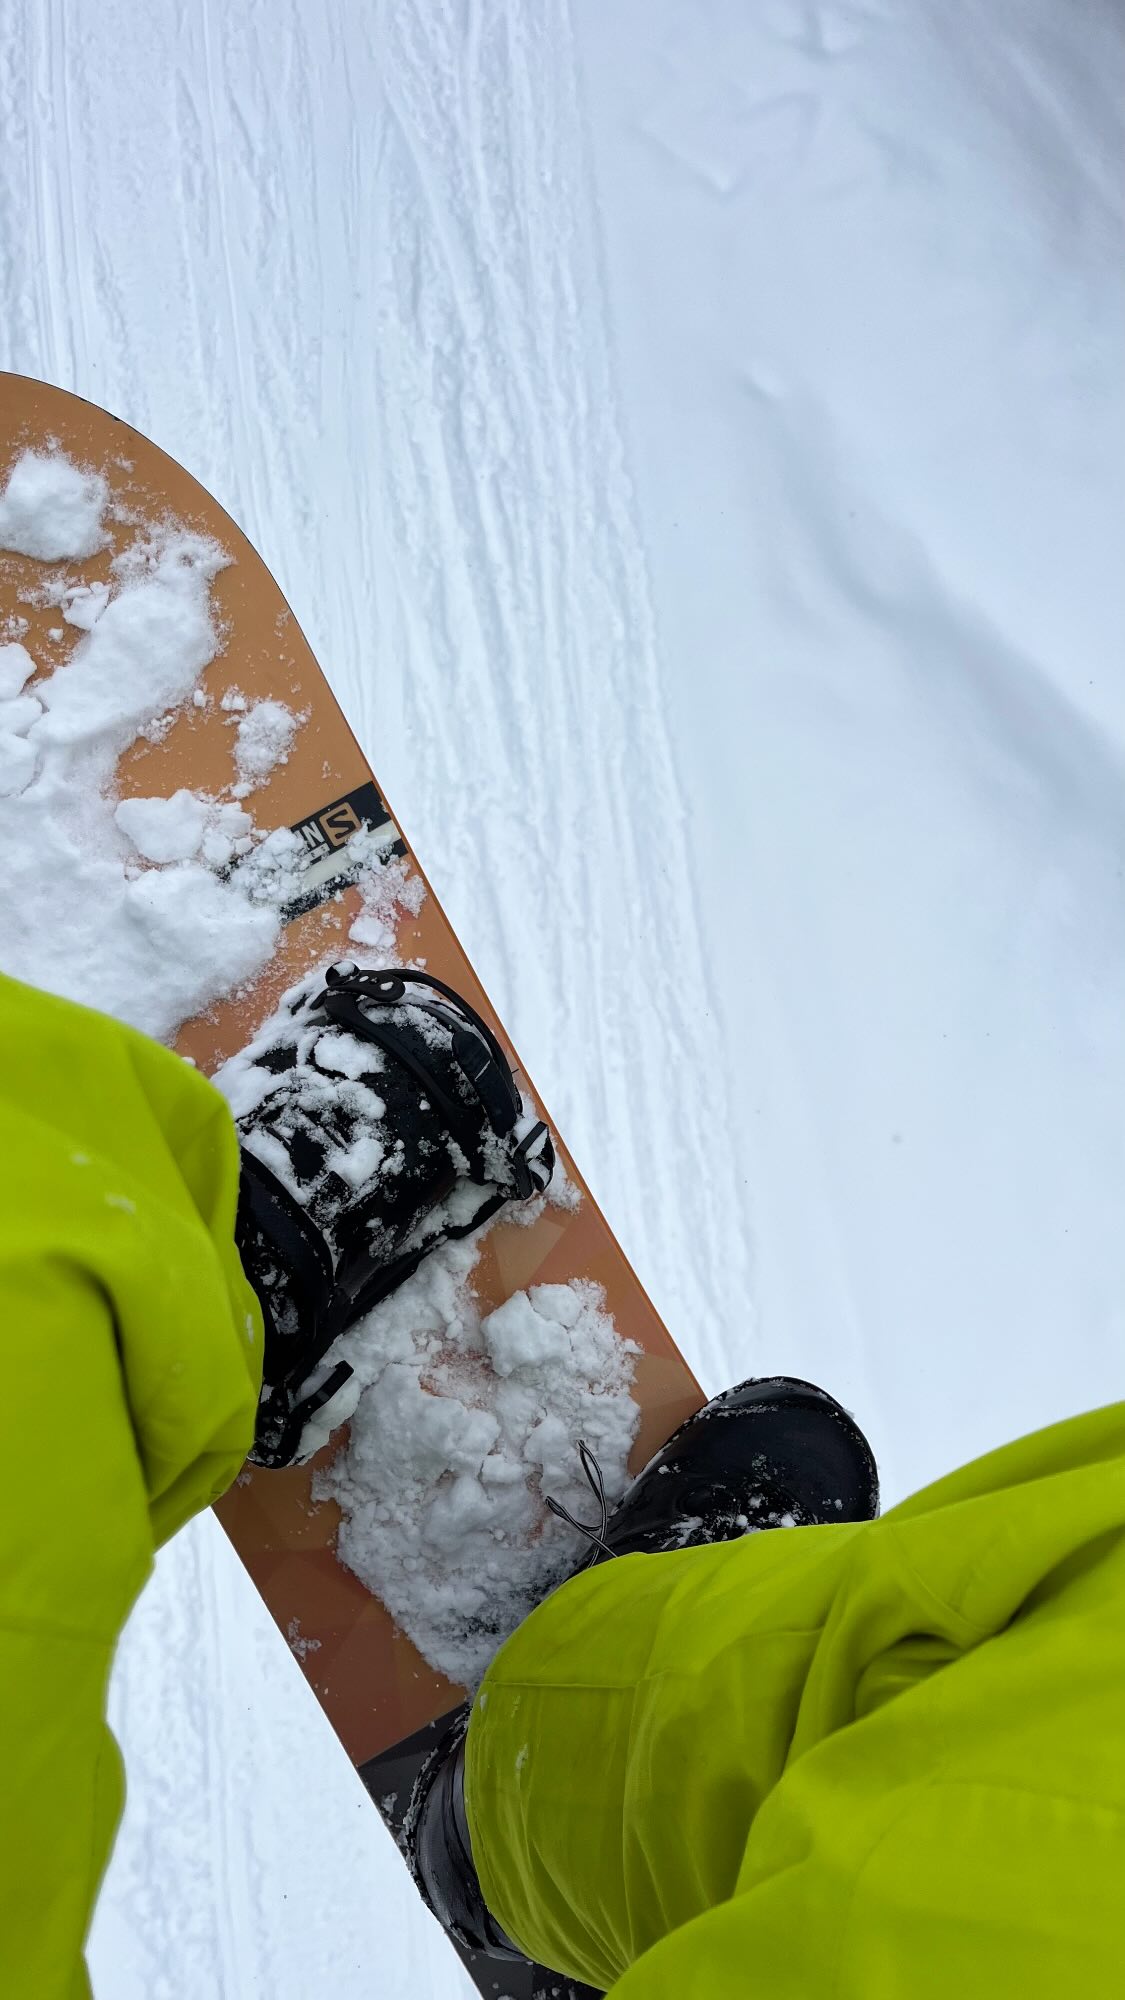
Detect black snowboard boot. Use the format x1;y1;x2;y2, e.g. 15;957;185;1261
229;962;554;1467
406;1375;878;1961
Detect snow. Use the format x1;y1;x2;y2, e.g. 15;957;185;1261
0;640;36;697
314;1028;385;1081
115;789;210;863
1;2;1122;1997
1;692;44;735
231;697;300;795
33;528;221;749
575;0;1125;1495
62;580;111;629
0;730;36;796
0;486;288;1039
319;1256;638;1685
0;448;106;559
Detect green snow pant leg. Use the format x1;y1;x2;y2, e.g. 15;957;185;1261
464;1401;1125;1997
0;972;264;2000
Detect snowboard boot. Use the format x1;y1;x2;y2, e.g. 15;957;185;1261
406;1375;878;1960
229;962;554;1467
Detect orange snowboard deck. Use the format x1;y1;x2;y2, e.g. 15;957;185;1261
0;374;704;1765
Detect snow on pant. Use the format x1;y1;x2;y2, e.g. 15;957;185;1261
465;1400;1125;1998
0;972;264;2000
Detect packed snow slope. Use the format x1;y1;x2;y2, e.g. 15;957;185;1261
1;1;1122;1996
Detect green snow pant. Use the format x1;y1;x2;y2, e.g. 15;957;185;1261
0;973;263;1999
467;1401;1125;1996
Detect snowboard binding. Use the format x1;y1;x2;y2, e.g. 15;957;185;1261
233;963;554;1467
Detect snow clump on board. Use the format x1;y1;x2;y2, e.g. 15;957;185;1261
0;450;108;560
316;1240;639;1686
0;449;302;1038
232;698;300;795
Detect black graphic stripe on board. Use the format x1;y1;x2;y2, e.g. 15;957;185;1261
283;780;408;921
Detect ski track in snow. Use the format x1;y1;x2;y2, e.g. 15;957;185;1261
0;3;740;1996
340;1;743;1379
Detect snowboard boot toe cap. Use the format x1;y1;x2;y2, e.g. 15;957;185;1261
589;1374;879;1562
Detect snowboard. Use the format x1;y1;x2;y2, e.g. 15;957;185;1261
0;374;705;1999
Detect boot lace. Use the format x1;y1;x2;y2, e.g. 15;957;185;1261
544;1441;615;1562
